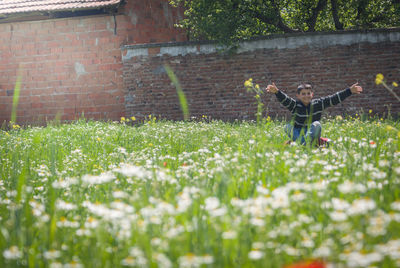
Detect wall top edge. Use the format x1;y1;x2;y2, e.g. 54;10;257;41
121;28;400;60
122;28;400;50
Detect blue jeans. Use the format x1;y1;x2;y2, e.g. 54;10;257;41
285;121;321;145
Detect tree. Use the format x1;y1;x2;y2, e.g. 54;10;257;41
169;0;400;46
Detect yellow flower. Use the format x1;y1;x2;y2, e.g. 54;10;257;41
244;79;253;88
255;84;260;90
393;82;398;87
120;117;126;122
121;256;136;266
369;109;372;114
375;73;384;85
336;115;343;121
386;125;394;131
12;124;20;129
131;116;136;121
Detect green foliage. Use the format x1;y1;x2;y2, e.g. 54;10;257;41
0;118;400;267
170;0;400;46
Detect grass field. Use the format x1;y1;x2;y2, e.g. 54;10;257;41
0;117;399;267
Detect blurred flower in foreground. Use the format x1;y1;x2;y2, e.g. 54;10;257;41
81;171;116;185
3;246;22;260
178;253;214;267
43;249;61;260
248;250;264;260
283;260;326;268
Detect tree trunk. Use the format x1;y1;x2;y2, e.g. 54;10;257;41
306;0;328;31
330;0;344;30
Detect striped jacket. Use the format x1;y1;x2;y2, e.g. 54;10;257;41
275;88;352;128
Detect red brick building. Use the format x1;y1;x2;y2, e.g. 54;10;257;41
0;0;186;123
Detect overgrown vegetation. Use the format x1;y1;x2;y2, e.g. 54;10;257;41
0;117;399;267
169;0;400;47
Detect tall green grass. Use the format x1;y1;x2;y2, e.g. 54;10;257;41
11;71;22;125
165;65;189;121
0;117;399;267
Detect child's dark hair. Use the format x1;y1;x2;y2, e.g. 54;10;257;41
297;83;313;94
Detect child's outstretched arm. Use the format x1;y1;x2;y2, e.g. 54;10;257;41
319;82;362;110
266;82;297;112
266;82;279;94
350;82;363;94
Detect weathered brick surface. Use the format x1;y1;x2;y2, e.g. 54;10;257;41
122;30;400;121
0;0;186;124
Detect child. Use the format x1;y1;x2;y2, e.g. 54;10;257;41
266;82;363;146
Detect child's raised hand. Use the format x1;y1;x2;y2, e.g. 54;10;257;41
350;82;363;94
266;82;278;94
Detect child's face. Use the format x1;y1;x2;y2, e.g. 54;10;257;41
296;89;314;106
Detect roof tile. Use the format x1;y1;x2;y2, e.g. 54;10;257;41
0;0;122;15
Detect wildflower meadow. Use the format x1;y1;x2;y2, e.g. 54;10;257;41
1;114;400;267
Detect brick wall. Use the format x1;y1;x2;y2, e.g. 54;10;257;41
122;29;400;121
0;0;186;124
